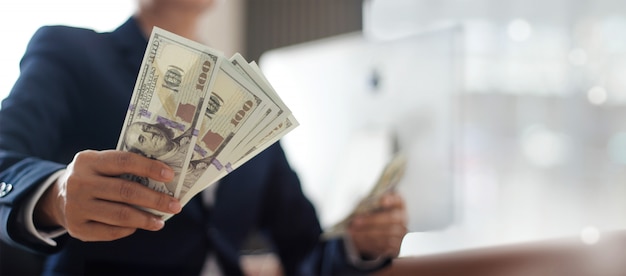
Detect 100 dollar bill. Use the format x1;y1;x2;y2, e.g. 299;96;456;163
116;27;221;202
180;61;300;206
177;61;274;200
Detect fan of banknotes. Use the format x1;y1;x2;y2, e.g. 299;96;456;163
116;27;298;217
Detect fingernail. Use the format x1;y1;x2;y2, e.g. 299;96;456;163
169;201;182;213
161;168;174;180
153;218;165;229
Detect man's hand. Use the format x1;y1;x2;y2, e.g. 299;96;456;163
34;150;183;242
347;192;408;259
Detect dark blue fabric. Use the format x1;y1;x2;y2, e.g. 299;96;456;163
0;17;387;275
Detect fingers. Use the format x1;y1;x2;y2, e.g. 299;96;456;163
72;222;138;242
67;150;182;215
55;150;184;242
351;216;407;235
88;176;182;214
348;192;409;258
349;229;405;257
66;198;164;240
76;150;174;182
352;193;407;230
348;217;407;258
350;212;407;248
351;209;406;229
380;192;405;210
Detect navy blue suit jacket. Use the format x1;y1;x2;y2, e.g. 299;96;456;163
0;18;387;275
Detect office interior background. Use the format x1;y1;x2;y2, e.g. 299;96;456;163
2;0;626;273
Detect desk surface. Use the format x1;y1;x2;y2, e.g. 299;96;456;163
375;230;626;276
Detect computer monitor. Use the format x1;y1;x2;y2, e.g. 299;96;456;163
259;25;463;232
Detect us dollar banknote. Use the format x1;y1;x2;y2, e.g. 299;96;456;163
232;61;300;167
225;55;291;164
176;61;274;200
116;27;221;201
179;59;298;205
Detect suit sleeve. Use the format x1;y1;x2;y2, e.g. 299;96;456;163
0;26;85;254
259;143;391;275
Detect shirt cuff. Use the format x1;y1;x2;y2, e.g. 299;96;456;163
342;233;386;270
22;169;68;247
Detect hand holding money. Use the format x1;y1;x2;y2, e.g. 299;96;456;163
348;192;408;258
323;153;408;238
116;27;298;218
36;150;182;242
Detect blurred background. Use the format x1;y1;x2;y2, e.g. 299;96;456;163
2;0;626;273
